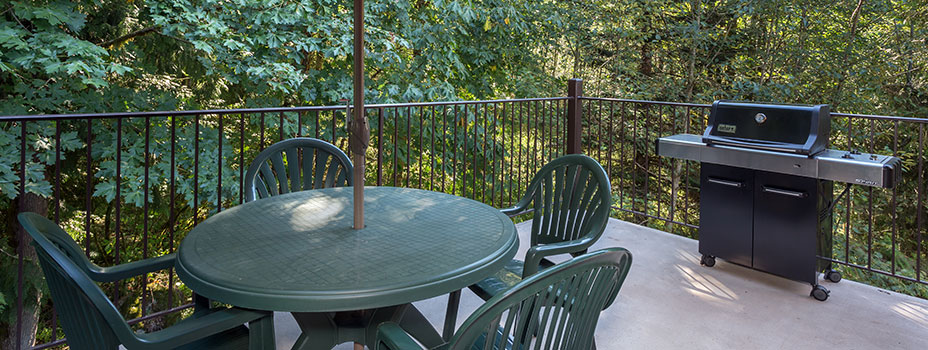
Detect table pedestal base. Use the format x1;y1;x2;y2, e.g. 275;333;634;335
291;304;442;350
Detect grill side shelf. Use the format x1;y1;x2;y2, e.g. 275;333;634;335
657;134;900;189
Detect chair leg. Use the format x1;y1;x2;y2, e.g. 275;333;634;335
249;314;276;350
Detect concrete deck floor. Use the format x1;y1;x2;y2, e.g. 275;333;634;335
272;218;928;349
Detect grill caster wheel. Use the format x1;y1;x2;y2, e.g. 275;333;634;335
700;254;716;267
825;270;842;283
811;285;830;301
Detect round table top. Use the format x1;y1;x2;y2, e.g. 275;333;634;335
175;186;518;312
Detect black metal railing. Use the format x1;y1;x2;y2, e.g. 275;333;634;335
3;79;927;349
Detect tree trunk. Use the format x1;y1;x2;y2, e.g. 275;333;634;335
2;192;48;350
832;0;866;109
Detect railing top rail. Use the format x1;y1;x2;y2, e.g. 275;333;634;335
578;97;711;108
580;96;927;123
831;112;928;124
0;97;570;122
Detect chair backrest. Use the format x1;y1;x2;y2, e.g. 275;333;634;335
448;248;632;350
244;138;353;202
18;213;138;350
519;154;612;247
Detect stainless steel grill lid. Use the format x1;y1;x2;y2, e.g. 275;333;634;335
703;100;831;156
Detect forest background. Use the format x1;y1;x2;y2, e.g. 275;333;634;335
1;0;926;348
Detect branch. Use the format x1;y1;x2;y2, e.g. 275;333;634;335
100;26;159;48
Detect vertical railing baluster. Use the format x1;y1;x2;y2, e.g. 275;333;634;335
518;102;525;195
86;119;93;256
668;105;676;232
54;122;61;222
655;105;662;224
533;100;539;174
420;107;424;189
453;105;458;194
845;116;852;263
315;110;320;140
464;104;470;198
193;115;200;225
297;111;303;137
16;121;26;350
378;108;384;186
52;120;61;341
509;102;515;205
480;103;492;203
142;116;151;318
260;112;266;151
892;121;899;275
540;101;547;170
218;114;224;212
919;123;925;282
431;106;436;191
492;103;498;207
598;99;604;163
683;106;690;228
632;104;639;214
442;106;448;193
868;119;875;271
620;103;628;211
115;118;123;302
239;114;246;204
279;111;285;141
406;107;411;187
473;104;479;199
169;116;177;308
608;101;614;182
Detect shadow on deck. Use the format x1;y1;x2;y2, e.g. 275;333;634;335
273;218;928;349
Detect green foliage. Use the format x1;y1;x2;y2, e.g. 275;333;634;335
568;0;927;118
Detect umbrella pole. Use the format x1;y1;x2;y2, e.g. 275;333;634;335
352;0;365;232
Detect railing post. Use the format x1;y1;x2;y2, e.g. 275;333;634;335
567;78;583;154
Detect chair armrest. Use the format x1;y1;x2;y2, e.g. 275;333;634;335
375;322;427;350
523;237;595;277
500;205;529;217
89;254;176;283
127;307;270;350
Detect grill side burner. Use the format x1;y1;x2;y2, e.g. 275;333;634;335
657;101;900;302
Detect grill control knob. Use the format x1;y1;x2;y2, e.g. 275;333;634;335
754;113;767;124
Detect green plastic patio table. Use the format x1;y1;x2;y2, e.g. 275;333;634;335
175;186;518;350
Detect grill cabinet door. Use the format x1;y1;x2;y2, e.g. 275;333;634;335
753;171;818;284
699;163;754;267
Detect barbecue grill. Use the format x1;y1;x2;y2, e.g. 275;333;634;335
657;101;902;301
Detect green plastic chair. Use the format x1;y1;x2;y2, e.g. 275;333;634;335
244;137;353;202
469;154;612;301
17;213;276;350
376;247;632;350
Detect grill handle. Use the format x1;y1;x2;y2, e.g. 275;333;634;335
762;186;808;198
708;139;801;154
707;177;744;189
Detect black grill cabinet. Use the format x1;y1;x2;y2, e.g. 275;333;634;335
700;164;833;287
